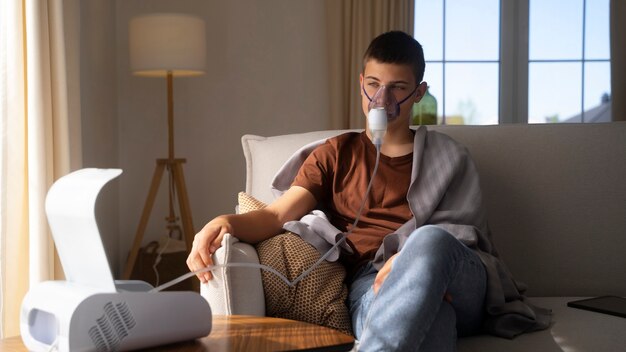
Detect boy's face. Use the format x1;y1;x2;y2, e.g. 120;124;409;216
360;60;427;127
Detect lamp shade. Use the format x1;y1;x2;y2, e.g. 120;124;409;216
129;13;206;77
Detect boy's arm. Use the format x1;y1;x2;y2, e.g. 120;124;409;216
234;186;317;243
187;186;316;282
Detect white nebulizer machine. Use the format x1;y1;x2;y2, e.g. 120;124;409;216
20;169;212;352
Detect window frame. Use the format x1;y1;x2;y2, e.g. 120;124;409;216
500;0;529;124
419;0;611;124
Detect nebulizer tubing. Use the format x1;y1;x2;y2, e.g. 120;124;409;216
152;106;387;293
150;262;296;292
290;143;382;287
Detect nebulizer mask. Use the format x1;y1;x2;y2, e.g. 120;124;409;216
364;84;417;147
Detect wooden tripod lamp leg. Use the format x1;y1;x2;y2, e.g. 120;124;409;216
122;162;166;280
171;160;199;291
171;161;195;253
172;159;200;292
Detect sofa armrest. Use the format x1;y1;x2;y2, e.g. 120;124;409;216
199;233;265;316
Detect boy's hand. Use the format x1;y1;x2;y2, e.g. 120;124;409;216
186;217;233;283
373;253;398;294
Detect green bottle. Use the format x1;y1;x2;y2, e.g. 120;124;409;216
412;87;438;125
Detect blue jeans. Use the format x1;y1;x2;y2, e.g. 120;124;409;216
347;225;487;351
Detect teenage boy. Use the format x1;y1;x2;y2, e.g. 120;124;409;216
187;31;550;351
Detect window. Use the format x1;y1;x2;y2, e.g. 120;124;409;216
415;0;500;125
528;0;611;123
414;0;611;124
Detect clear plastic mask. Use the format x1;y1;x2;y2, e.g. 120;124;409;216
363;84;418;121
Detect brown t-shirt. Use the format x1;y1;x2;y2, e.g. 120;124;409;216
292;131;413;272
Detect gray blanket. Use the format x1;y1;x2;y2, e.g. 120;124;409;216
271;126;551;338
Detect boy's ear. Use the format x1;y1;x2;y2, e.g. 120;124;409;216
414;82;428;103
359;73;364;95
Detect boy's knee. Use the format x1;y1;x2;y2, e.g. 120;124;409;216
406;225;458;250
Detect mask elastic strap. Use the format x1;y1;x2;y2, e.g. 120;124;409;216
397;84;419;105
362;84;419;105
362;84;374;102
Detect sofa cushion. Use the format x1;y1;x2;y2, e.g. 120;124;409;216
429;124;626;297
239;192;353;335
458;297;626;351
242;130;357;204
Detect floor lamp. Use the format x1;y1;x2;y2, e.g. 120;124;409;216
123;13;206;287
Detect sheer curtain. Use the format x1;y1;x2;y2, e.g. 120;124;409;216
0;0;80;337
324;0;414;129
611;0;625;121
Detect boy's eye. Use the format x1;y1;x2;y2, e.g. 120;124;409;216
368;82;380;88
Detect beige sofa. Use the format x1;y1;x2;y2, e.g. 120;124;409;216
202;123;626;351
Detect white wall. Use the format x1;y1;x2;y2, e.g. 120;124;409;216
80;0;332;276
80;0;120;273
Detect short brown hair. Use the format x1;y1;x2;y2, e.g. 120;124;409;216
363;31;426;83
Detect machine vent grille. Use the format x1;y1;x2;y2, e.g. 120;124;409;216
88;302;136;352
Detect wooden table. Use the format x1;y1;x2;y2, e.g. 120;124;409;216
1;315;354;351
